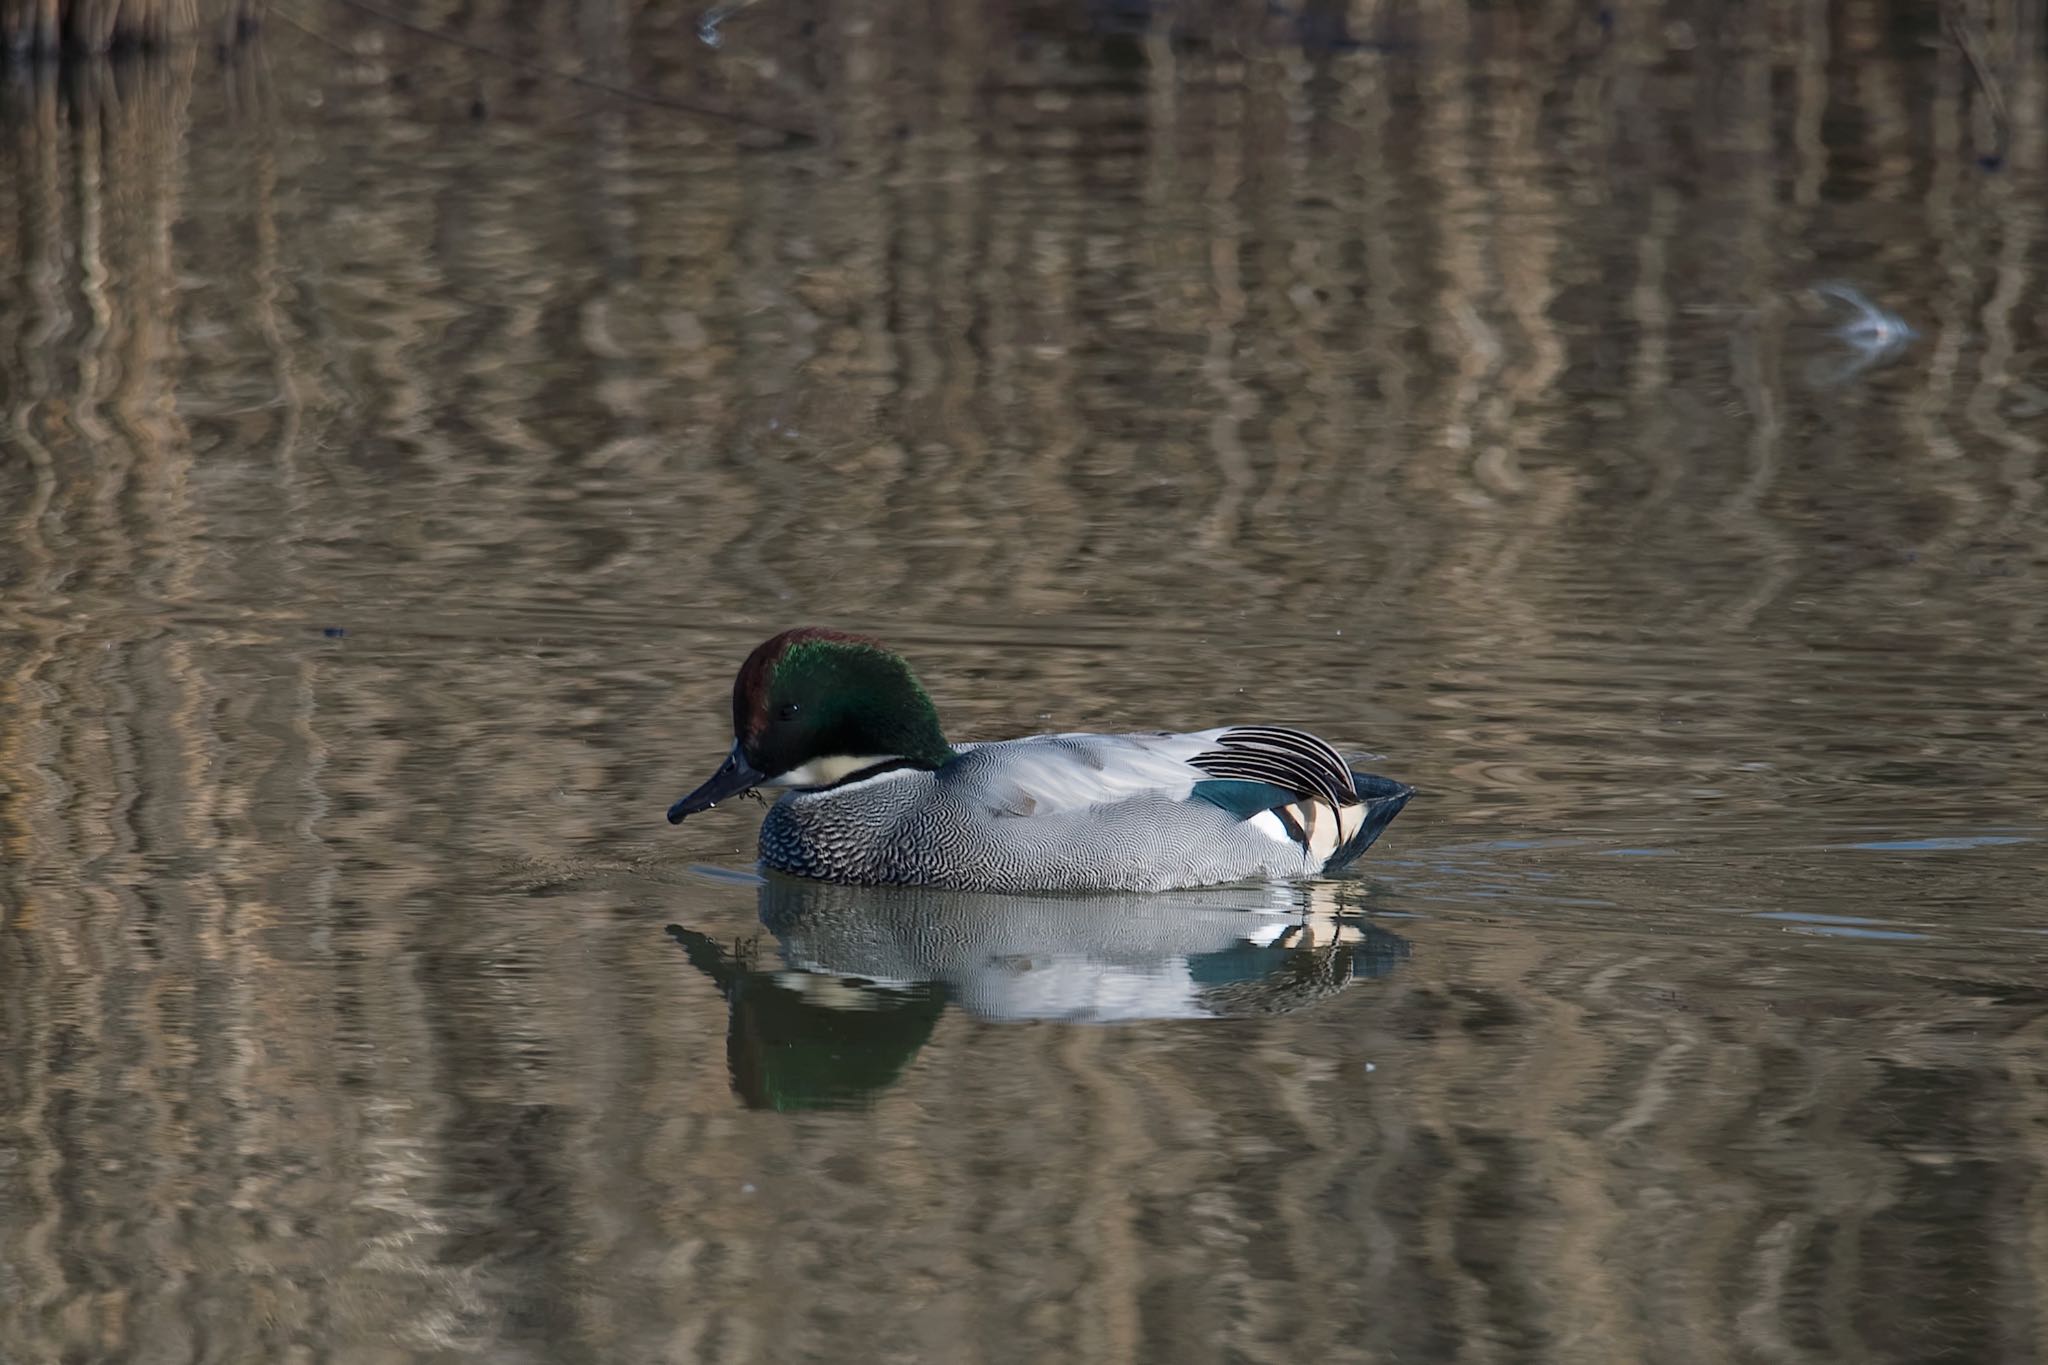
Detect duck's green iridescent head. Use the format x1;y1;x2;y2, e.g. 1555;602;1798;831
666;628;956;824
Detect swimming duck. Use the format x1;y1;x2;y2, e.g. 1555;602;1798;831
666;628;1413;893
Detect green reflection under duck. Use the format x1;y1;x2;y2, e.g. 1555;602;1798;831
666;628;1414;892
670;877;1410;1111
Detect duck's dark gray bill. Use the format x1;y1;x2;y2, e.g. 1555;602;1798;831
667;745;764;824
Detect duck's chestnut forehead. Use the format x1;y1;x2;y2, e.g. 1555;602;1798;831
731;627;886;738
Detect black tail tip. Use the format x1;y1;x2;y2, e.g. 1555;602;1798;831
1350;773;1415;806
1330;772;1414;870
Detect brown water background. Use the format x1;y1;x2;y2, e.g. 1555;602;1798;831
4;1;2047;1361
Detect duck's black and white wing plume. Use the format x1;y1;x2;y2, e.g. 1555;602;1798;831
1182;726;1358;809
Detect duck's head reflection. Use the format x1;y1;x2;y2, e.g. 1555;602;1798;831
669;876;1409;1110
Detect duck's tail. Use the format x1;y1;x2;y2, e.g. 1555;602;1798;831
1187;727;1413;871
1324;771;1414;872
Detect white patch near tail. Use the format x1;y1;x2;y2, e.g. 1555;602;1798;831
1249;810;1293;844
1251;795;1370;862
1283;799;1368;862
1337;803;1366;853
1301;801;1338;861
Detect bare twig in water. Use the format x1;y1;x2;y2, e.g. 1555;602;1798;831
1942;2;2009;169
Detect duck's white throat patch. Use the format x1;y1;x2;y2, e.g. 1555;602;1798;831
769;754;906;789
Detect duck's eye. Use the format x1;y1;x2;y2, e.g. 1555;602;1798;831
775;702;800;722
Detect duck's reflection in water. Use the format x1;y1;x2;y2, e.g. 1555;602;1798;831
670;876;1408;1109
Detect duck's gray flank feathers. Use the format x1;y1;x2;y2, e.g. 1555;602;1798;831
946;731;1206;817
758;727;1411;893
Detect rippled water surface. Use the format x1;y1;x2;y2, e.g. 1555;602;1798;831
5;3;2048;1361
